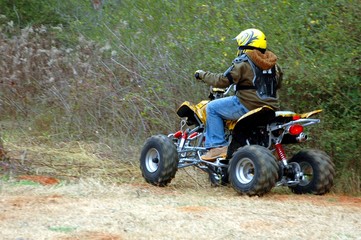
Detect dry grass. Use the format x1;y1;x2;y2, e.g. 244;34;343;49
1;131;212;191
0;23;177;141
1;134;141;184
0;179;360;240
0;126;213;189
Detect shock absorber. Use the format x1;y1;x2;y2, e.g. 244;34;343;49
275;143;288;166
178;129;189;151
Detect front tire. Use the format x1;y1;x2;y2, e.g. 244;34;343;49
229;145;279;196
140;135;179;187
289;149;335;195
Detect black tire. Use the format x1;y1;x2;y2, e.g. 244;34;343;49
140;135;179;187
208;166;229;187
289;149;335;195
229;145;279;196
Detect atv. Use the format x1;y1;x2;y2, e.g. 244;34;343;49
140;86;335;196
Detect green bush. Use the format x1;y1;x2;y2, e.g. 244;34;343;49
0;0;65;27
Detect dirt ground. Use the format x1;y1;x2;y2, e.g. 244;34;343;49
1;175;361;240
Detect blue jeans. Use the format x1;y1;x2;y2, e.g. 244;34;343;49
205;96;249;149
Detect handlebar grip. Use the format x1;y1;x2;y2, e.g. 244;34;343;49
195;72;200;79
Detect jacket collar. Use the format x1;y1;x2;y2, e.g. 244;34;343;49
246;50;277;70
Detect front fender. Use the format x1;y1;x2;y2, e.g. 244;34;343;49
176;100;209;125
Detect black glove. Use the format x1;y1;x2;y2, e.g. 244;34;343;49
194;70;206;80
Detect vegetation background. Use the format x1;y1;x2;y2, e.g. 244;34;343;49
0;0;360;194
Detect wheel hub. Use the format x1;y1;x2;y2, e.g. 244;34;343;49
145;148;160;173
236;158;255;184
298;162;313;186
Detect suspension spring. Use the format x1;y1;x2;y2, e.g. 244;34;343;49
275;143;287;164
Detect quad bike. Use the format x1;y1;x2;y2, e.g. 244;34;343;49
140;86;335;196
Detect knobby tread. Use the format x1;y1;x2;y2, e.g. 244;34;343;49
289;149;335;195
140;135;179;187
229;145;279;196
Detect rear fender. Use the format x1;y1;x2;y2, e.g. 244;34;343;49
276;109;322;119
231;106;276;132
300;109;322;118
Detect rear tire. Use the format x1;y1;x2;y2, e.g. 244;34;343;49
289;149;335;195
229;145;279;196
140;135;179;186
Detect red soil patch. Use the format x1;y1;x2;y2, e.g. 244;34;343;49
178;206;210;212
267;193;361;208
59;231;123;240
7;195;63;208
18;175;59;185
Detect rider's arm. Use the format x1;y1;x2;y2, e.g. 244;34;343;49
197;61;251;88
224;62;252;87
275;64;283;89
201;71;230;88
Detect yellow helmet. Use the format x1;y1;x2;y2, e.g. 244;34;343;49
234;28;267;54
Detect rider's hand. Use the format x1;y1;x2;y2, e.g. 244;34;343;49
194;70;206;80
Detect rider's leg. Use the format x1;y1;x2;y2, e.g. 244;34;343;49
202;96;248;160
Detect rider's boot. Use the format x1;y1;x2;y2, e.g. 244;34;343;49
201;146;228;161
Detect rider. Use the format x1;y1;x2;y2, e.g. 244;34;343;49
195;28;283;161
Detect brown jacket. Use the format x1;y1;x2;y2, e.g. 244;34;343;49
200;50;281;110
